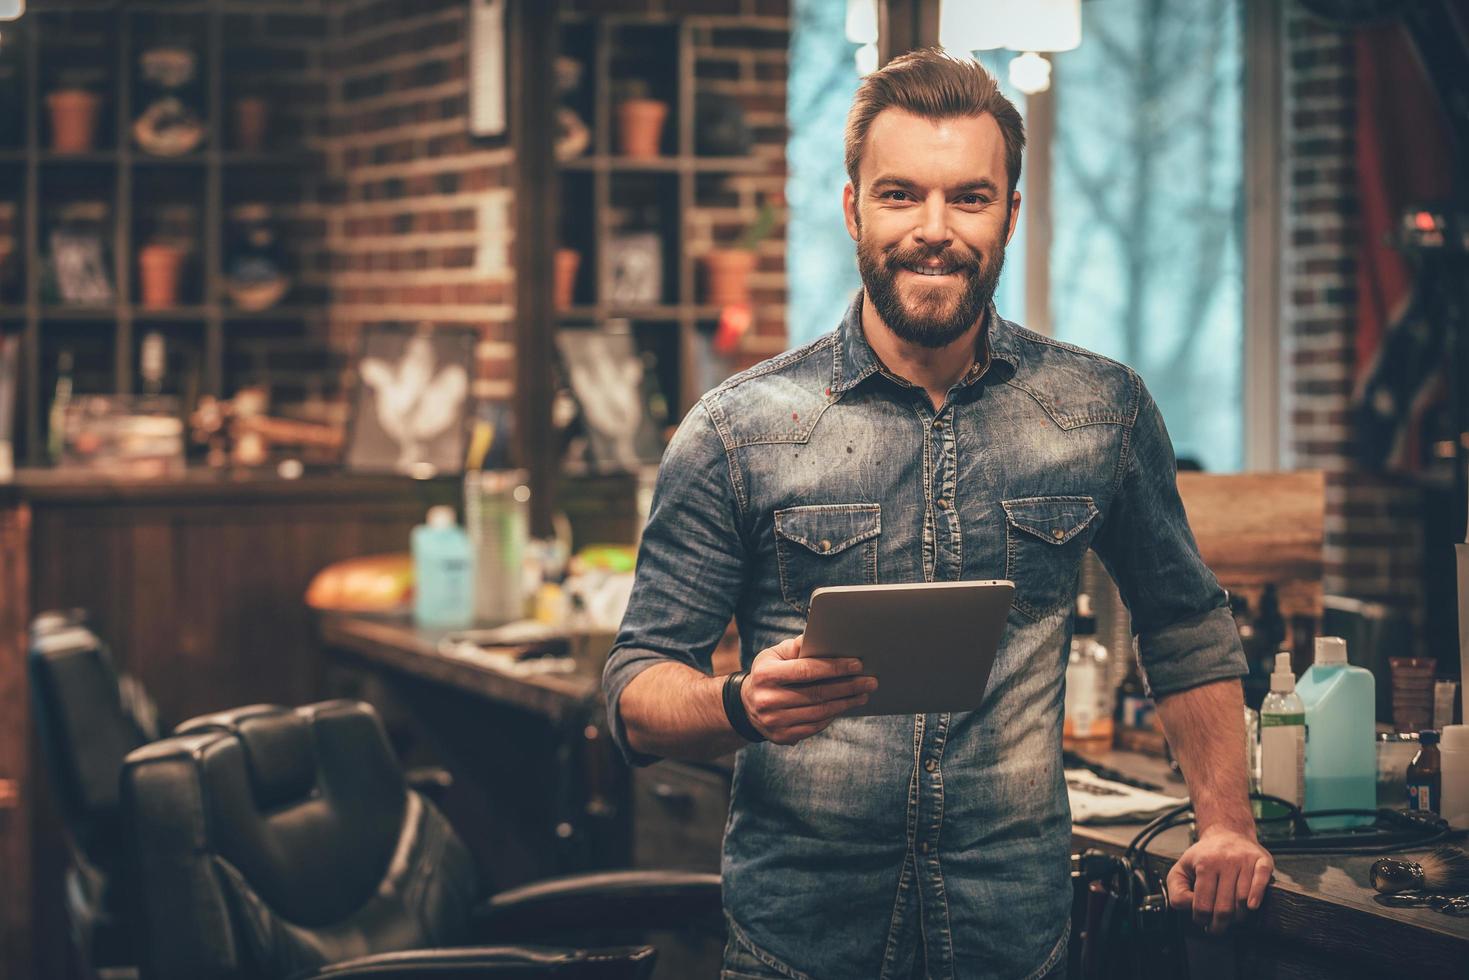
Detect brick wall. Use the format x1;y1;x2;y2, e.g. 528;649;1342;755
325;0;790;396
325;0;517;402
1283;4;1424;640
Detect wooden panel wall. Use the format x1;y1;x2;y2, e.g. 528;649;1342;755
27;490;442;724
1177;470;1326;619
0;504;33;980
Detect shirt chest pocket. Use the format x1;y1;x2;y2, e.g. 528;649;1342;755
1003;496;1100;622
773;503;881;615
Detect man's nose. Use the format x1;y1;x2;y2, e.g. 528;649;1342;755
913;196;952;250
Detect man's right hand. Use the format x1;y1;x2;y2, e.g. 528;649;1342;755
741;635;878;745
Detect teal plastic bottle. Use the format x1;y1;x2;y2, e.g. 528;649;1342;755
1296;636;1376;829
412;505;474;629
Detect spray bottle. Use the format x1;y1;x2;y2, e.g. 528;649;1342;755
1260;651;1305;811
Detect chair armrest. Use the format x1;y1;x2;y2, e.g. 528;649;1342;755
308;944;656;979
475;870;723;940
405;765;454;804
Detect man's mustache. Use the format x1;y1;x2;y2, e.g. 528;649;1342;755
881;243;981;274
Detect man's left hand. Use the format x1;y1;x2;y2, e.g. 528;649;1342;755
1166;826;1274;934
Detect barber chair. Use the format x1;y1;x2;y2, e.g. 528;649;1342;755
28;610;163;974
122;700;723;979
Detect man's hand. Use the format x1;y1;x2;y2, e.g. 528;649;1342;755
1166;825;1274;934
742;635;877;745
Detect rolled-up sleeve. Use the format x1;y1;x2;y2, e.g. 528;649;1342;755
1091;376;1247;698
602;401;747;765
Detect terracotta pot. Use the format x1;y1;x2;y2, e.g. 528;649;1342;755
46;89;101;154
703;248;756;306
234;96;270;152
138;243;185;309
616;98;669;158
553;248;581;311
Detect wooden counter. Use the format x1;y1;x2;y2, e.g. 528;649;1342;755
1070;751;1469;978
0;469;456;979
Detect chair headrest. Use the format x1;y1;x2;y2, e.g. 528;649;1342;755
177;704;314;809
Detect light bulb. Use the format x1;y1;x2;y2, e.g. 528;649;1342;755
1009;51;1052;94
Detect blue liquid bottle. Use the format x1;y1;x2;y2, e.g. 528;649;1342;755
412;505;474;629
1296;636;1376;829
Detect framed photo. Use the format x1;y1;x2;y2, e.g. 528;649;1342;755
345;323;475;476
556;324;664;472
601;231;663;306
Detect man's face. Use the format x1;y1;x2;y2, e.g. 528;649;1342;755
843;109;1020;349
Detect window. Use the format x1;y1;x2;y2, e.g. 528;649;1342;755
1049;0;1245;471
787;0;1254;471
786;0;864;347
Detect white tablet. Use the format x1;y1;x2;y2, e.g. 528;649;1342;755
800;580;1014;716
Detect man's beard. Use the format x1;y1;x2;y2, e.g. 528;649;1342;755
856;232;1004;350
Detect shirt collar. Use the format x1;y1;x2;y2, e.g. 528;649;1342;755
830;291;1020;397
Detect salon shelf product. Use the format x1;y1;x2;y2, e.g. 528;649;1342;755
1261;651;1306;809
412;506;474;629
1297;636;1376;829
1440;724;1469;829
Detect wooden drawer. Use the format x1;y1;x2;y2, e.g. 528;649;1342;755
632;761;729;872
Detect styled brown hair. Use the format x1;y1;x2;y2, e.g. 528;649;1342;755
844;48;1025;196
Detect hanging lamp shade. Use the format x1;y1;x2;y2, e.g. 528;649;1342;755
1004;0;1081;53
939;0;1010;53
845;0;879;45
0;0;24;20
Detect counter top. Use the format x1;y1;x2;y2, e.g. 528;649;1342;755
319;612;604;724
0;467;459;504
1071;750;1469;976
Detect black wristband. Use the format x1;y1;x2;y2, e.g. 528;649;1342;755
722;670;766;743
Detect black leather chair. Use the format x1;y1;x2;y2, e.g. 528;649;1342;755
28;609;164;972
122;700;723;979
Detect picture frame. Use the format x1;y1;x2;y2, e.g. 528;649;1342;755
601;231;663;306
344;323;476;476
556;324;664;472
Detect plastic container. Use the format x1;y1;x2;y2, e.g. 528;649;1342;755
1261;651;1305;809
1296;636;1376;829
412;505;474;629
463;470;529;626
1440;725;1469;829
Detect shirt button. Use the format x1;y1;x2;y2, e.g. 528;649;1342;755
919;842;930;854
820;539;832;552
932;419;943;429
1051;528;1065;540
936;499;949;511
925;759;938;773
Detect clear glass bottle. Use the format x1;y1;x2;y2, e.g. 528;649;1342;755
1064;594;1112;752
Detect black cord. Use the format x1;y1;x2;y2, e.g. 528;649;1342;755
1123;794;1461;860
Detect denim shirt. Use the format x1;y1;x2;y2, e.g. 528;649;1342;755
603;294;1246;980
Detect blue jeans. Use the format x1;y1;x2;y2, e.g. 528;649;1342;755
720;916;1070;980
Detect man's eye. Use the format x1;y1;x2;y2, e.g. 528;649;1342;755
958;194;988;206
880;190;911;202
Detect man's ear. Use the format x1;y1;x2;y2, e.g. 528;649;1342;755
843;182;861;242
1004;190;1022;245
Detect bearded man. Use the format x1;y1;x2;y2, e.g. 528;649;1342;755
602;49;1272;980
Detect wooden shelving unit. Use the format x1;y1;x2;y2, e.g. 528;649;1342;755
0;2;326;464
554;11;760;415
